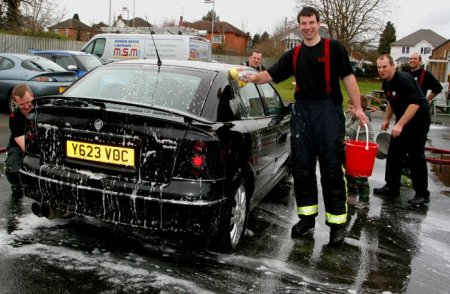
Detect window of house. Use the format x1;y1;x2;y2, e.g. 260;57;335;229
286;39;300;50
402;47;410;54
212;34;223;44
420;47;431;54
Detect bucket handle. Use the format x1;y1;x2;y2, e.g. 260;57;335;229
356;123;369;150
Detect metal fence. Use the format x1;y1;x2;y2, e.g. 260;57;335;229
0;34;85;53
0;33;278;66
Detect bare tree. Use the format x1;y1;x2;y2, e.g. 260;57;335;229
296;0;390;50
1;0;25;30
20;0;66;33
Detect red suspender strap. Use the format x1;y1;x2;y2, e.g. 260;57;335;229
324;38;331;94
418;69;425;87
293;44;301;92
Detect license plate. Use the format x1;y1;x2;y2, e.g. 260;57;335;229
66;140;135;167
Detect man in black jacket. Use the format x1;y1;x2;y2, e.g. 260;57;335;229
408;53;443;103
244;7;368;247
5;84;34;196
374;54;431;206
242;49;266;72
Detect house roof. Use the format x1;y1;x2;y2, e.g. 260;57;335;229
432;39;450;51
391;29;446;47
48;18;92;31
183;20;248;37
114;17;152;28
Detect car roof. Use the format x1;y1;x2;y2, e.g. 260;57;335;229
110;59;251;73
0;53;47;60
31;50;92;56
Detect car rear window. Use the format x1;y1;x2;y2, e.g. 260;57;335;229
22;57;67;72
77;55;104;71
63;64;213;115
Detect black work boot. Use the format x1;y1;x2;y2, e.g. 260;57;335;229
407;192;430;206
373;184;399;198
291;218;315;238
329;226;346;247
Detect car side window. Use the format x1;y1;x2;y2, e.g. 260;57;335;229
55;55;77;69
89;39;106;58
258;83;283;115
237;82;265;117
0;57;14;70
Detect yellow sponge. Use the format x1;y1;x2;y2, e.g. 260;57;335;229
229;67;247;88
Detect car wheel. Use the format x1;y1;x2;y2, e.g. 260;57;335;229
212;178;249;252
7;91;16;113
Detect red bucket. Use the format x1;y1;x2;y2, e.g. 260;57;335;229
345;124;379;177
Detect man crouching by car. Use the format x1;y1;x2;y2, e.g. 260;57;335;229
5;84;34;196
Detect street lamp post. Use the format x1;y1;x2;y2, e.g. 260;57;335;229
204;0;215;44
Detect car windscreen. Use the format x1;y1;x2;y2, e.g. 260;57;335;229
62;64;214;115
77;55;104;71
22;57;67;72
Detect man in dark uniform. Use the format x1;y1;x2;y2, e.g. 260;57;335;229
244;7;368;246
373;54;431;205
242;49;266;72
408;53;443;103
5;84;34;196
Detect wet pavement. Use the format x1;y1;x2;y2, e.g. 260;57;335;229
0;111;449;293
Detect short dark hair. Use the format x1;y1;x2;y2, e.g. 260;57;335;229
297;6;320;23
250;49;262;56
377;54;394;66
12;84;33;99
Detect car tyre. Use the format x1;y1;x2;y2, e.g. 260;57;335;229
211;178;249;253
7;90;16;113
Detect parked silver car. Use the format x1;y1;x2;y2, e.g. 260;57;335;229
0;53;77;112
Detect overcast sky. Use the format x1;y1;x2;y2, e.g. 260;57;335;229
57;0;450;39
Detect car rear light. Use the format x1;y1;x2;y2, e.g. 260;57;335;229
31;76;56;82
191;140;206;174
25;118;39;154
192;154;205;169
175;135;224;180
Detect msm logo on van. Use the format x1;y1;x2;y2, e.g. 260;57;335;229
113;39;140;59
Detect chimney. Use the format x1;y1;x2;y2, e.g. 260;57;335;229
179;16;184;27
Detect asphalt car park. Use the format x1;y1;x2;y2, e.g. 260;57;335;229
19;59;291;252
0;53;77;112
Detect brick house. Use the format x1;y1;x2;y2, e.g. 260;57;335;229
180;17;249;55
48;15;96;42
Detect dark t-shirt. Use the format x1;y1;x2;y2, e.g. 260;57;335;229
267;38;354;105
241;61;266;72
382;71;429;123
8;109;27;148
409;68;443;96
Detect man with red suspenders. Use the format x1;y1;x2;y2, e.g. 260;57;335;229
408;53;443;104
244;6;368;247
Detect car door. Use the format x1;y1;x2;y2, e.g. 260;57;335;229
257;83;291;176
235;82;277;195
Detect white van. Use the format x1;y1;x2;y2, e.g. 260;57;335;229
81;33;212;62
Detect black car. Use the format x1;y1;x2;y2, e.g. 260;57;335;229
20;59;291;251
